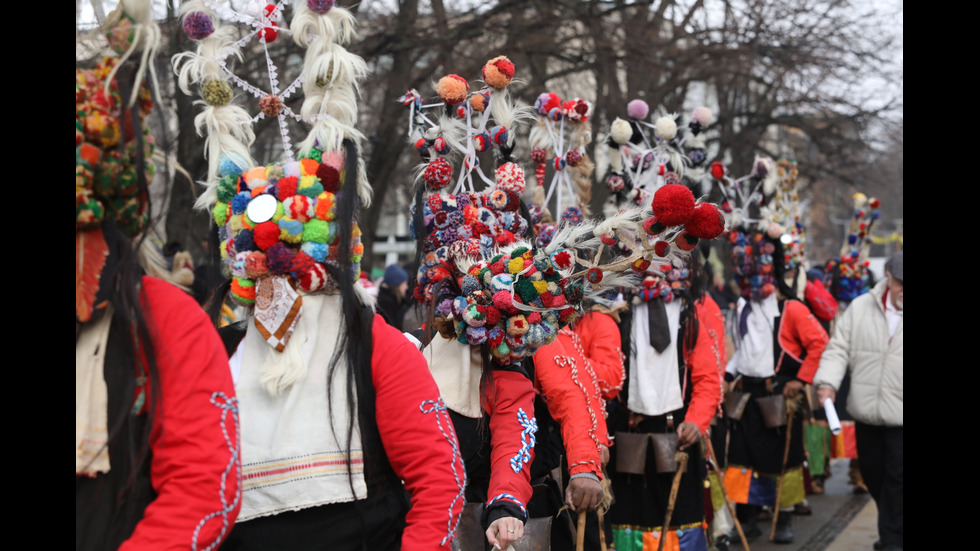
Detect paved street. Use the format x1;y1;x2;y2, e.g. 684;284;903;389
727;459;878;551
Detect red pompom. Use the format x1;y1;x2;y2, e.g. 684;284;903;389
258;23;278;43
530;147;547;164
651;184;696;227
710;162;726;180
276;176;299;201
253;221;281;251
566;150;583;167
654;241;670;257
587;268;603;284
317;164;341;193
675;232;699;251
643;216;666;236
684;203;725;239
423;158;453;190
259;94;283;117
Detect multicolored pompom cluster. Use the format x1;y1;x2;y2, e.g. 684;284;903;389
210;151;364;304
76;57;156;237
730;231;777;300
636;266;691;303
413;164;530;302
438;245;585;364
825;195;881;301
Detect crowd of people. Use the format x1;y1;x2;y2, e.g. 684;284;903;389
76;2;901;550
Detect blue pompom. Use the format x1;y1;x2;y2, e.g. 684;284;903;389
231;192;251;214
219;154;248;177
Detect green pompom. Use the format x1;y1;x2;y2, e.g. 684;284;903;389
514;278;538;303
304;219;330;243
202;80;233;107
213;202;229;226
217;175;238;202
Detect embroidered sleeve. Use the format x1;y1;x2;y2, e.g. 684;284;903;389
535;337;604;477
372;316;464;551
485;368;536;523
419;398;466;547
121;277;241;551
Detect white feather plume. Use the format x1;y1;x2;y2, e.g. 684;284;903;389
303;41;367;96
194;104;256;208
172;27;239;95
291;4;358;47
488;90;535;148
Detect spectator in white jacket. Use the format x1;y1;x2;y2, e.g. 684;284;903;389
814;251;902;551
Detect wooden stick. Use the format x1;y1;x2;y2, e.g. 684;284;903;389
769;405;795;541
705;436;750;551
597;506;608;551
576;510;587;551
657;451;689;551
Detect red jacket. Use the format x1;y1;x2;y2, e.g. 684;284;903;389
696;295;729;418
573;312;626;401
535;319;623;478
119;277;240;550
371;316;468;550
777;299;829;384
683;296;725;433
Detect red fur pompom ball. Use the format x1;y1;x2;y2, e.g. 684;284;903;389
423;158;453;190
684;203;725;239
710;162;726;180
651;184;695;227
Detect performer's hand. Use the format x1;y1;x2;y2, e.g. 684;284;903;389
565;476;603;512
676;421;701;450
816;385;836;405
599;444;610;467
486;516;523;550
783;380;804;399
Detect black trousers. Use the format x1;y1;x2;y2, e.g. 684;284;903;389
855;422;903;548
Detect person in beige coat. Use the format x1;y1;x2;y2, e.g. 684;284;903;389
814;252;903;551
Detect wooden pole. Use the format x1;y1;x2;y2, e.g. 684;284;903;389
657;451;689;551
706;436;750;551
769;406;795;541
